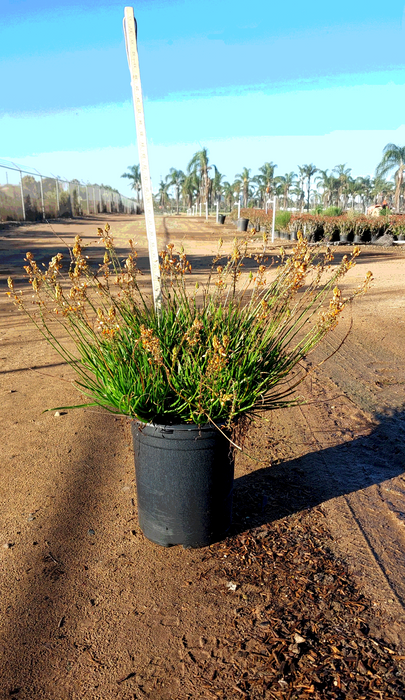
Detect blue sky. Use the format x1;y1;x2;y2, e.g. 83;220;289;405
1;0;404;195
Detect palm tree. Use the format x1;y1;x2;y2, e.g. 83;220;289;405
275;172;297;209
121;164;142;202
234;167;251;208
212;167;225;206
182;171;199;209
188;148;212;205
156;180;170;210
222;182;235;211
166;168;185;214
354;176;373;212
371;175;394;207
298;164;318;210
251;176;265;208
295;167;308;211
257;162;278;203
346;178;363;210
332;164;352;209
315;169;338;208
376;143;405;211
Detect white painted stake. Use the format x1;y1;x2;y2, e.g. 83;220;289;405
215;200;219;223
123;7;161;312
271;196;277;243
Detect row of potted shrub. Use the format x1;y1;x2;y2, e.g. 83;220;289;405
230;209;405;242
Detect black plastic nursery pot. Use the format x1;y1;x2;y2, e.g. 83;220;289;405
131;421;234;548
218;214;226;224
237;217;249;232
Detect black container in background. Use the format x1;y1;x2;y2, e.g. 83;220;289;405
131;422;234;548
218;214;226;224
237;217;249;232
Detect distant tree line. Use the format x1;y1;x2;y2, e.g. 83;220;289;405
121;143;405;214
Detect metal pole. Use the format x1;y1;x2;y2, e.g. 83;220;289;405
69;182;74;217
271;196;277;243
19;170;26;221
215;200;219;223
55;179;60;215
39;176;46;220
124;7;161;312
205;200;208;221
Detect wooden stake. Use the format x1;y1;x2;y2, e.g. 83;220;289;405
123;7;161;312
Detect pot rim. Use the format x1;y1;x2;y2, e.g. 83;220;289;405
131;419;228;433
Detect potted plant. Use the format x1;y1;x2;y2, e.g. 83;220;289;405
237;217;249;232
7;226;373;548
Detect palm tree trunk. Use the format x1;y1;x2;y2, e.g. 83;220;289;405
395;167;403;211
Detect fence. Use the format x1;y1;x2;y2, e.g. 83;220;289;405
0;159;137;222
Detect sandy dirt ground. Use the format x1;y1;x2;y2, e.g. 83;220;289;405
1;214;405;699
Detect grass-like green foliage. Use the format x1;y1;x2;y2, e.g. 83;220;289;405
275;210;291;230
323;206;343;217
7;225;372;427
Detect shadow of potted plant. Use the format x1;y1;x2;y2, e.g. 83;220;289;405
7;227;373;549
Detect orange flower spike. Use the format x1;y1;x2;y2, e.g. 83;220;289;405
72;236;82;258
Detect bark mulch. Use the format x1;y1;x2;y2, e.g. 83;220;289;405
184;508;405;700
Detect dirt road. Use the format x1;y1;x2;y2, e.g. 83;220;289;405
1;214;405;698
